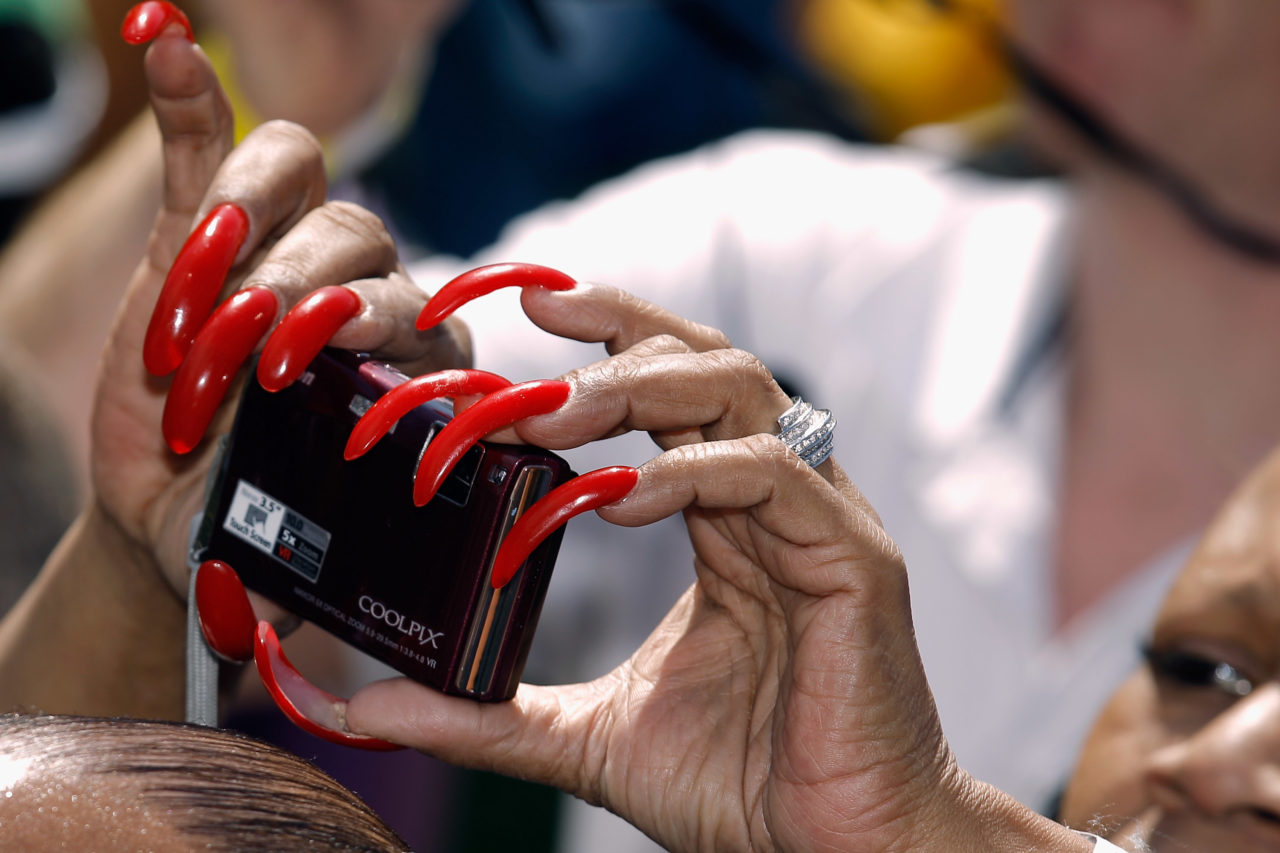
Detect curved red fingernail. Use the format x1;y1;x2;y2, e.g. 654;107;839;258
344;369;513;461
491;467;638;588
413;380;571;507
194;560;256;662
163;286;278;454
145;203;250;376
416;262;576;330
257;286;362;392
254;622;402;751
121;1;194;44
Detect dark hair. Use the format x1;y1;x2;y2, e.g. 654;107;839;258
0;714;410;852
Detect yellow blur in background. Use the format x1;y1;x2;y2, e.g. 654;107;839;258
794;0;1013;142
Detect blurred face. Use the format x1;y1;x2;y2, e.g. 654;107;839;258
200;0;466;137
1005;0;1280;227
1061;447;1280;852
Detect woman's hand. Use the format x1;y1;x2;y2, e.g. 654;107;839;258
343;283;1032;852
91;23;468;601
0;11;466;720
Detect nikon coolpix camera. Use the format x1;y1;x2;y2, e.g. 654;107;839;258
192;348;574;701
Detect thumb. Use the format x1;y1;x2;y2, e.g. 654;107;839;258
346;677;601;799
130;9;235;259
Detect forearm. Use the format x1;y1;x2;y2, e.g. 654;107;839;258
0;501;185;719
0;112;163;490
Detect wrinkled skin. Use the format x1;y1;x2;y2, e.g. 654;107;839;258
90;29;469;600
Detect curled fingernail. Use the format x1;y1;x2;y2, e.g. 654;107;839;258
413;380;571;507
257;286;362;392
121;1;194;44
194;560;256;662
344;369;513;461
145;203;250;376
492;466;638;588
254;623;402;751
416;262;576;330
163;286;277;454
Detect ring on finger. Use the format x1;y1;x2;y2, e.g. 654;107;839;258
776;396;835;468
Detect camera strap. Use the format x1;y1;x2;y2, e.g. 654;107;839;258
185;512;220;727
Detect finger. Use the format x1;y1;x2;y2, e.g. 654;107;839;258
162;287;278;454
193;559;299;659
343;369;513;460
194;560;256;662
133;8;234;233
255;286;362;392
159;198;404;449
417;267;728;356
416;263;576;329
490;466;639;588
250;200;457;390
145;121;328;374
332;276;473;376
602;435;892;576
346;677;603;799
519;281;731;356
412;381;571;506
255;623;402;752
144;203;250;375
493;347;792;452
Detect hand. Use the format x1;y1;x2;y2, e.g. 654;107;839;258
93;18;469;600
344;283;999;852
0;6;469;720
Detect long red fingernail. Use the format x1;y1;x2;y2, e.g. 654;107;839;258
144;203;250;376
121;1;194;44
254;623;402;751
163;287;277;454
344;369;513;460
416;263;576;330
194;560;256;662
413;380;571;507
491;467;638;588
257;286;362;392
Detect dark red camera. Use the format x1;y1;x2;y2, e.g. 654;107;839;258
192;348;574;701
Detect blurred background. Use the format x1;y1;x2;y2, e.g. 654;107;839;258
0;0;1022;250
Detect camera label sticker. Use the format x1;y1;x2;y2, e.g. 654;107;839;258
223;480;331;582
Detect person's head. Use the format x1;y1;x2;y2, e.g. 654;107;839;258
0;714;408;852
1060;445;1280;852
1005;1;1280;232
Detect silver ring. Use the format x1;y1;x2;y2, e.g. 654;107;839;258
776;396;835;468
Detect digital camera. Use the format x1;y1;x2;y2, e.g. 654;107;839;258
191;348;574;701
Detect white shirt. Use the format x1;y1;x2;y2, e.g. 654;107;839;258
407;129;1186;849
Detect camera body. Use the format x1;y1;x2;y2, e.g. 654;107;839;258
193;348;574;701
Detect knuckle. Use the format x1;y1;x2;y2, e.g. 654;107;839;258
701;325;732;350
243;255;309;294
592;350;647;392
646;333;689;353
722;348;777;394
320;201;396;254
612;289;651;341
743;431;791;465
254;119;325;164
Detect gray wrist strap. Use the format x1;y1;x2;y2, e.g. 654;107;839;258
185;515;219;727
